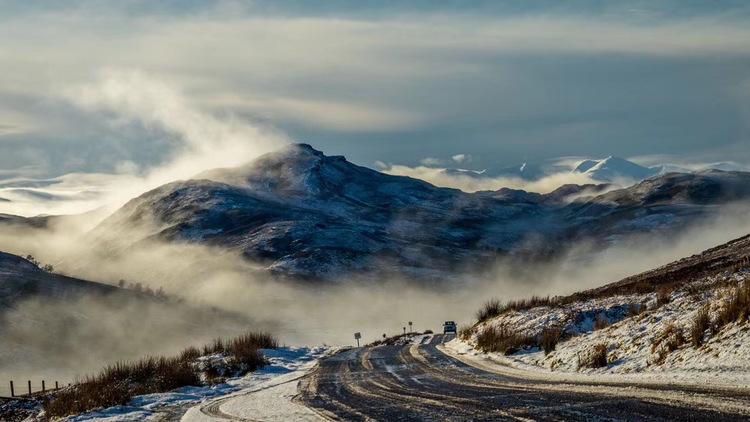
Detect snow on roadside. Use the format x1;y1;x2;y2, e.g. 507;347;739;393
180;346;332;422
59;347;332;422
451;269;750;388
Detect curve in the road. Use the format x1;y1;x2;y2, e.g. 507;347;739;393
298;334;750;421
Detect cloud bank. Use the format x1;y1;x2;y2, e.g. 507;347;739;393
1;69;288;217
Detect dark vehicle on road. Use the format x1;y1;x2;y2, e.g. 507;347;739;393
443;321;457;334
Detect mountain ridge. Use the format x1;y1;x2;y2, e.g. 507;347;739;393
91;144;750;283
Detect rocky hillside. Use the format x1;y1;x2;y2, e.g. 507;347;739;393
91;144;750;282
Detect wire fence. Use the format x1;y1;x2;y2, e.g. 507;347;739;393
0;379;71;399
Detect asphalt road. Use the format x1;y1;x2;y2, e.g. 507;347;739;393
297;334;750;421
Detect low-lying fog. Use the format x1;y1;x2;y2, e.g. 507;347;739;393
1;202;749;387
1;69;749;389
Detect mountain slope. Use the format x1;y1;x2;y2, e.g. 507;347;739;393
0;251;119;309
460;233;750;385
92;144;750;282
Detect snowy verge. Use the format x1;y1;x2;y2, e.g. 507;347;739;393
181;346;335;422
440;338;750;389
59;347;333;422
439;339;750;416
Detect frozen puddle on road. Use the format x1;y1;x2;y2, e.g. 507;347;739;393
181;347;332;422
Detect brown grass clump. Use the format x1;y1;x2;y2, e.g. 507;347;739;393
651;323;686;364
458;325;473;341
656;285;672;307
579;343;608;369
691;305;711;348
540;325;563;355
627;302;645;317
180;346;201;361
475;299;502;322
475;326;536;355
593;314;611;330
475;296;558;322
717;282;750;328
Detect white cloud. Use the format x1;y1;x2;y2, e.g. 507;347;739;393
0;69;290;217
452;154;469;163
420;157;444;166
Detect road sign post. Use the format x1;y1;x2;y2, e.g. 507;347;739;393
354;332;361;347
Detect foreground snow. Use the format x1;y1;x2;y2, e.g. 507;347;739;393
181;347;332;422
59;347;332;422
449;269;750;388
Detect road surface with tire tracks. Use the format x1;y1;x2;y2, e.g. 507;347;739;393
296;334;750;421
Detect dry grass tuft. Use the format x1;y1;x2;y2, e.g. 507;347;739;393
458;325;473;341
691;305;711;348
579;343;608;369
475;326;536;355
475;299;502;322
540;325;563;355
593;314;610;331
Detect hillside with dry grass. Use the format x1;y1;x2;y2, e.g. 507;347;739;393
458;233;750;385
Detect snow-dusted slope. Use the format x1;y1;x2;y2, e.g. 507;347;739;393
92;144;750;282
459;234;750;386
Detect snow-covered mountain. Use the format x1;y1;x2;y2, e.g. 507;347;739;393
92;144;750;282
442;156;750;185
573;156;660;182
443;162;548;181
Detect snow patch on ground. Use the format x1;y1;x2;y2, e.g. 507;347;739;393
181;346;332;422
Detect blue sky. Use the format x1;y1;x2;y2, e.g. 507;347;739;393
0;0;749;181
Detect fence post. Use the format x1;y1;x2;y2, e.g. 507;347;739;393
55;381;59;390
9;381;13;397
27;380;31;396
42;380;45;393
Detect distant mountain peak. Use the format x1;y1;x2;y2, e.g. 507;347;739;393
280;142;325;157
574;156;659;182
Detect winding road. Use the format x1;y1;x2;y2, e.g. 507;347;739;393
297;334;750;421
